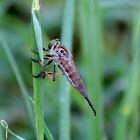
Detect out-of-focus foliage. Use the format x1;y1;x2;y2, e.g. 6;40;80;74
0;0;139;140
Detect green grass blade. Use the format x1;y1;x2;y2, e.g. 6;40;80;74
31;1;44;139
32;11;44;63
29;97;54;140
59;0;75;140
114;8;140;140
0;124;4;140
130;98;139;140
100;1;140;9
61;0;75;50
130;8;140;140
0;36;35;131
78;0;103;139
43;123;54;140
1;120;26;140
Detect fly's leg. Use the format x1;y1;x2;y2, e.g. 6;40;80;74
44;57;50;60
33;71;64;81
31;50;52;58
43;71;54;81
43;71;64;81
31;58;53;67
32;71;46;78
44;64;60;81
47;72;64;76
53;64;56;81
44;60;53;67
43;46;50;51
33;71;53;81
31;46;50;52
51;64;64;81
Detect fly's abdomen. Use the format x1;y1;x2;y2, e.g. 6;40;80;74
59;59;87;97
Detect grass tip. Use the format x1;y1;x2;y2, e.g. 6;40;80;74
32;0;40;12
1;120;8;139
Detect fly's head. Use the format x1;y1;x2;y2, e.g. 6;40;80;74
48;39;72;62
48;38;60;50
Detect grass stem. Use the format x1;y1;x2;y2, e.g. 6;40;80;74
114;8;140;140
59;0;75;140
78;0;104;139
31;0;44;139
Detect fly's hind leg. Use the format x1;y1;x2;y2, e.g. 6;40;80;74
43;64;64;81
33;71;53;81
43;71;64;81
33;71;64;81
32;62;64;81
48;73;64;76
32;71;45;78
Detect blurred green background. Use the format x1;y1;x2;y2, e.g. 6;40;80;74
0;0;140;140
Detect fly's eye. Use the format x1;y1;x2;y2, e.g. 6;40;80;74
48;41;55;49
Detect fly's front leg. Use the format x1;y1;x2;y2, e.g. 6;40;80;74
43;46;50;51
31;46;50;52
31;50;52;59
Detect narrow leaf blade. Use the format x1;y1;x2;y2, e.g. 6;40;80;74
32;11;44;63
1;121;26;140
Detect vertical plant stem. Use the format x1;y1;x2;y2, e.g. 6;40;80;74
59;0;75;140
129;8;140;140
130;97;139;140
31;0;44;140
29;97;54;140
0;125;4;140
79;0;103;139
114;8;140;140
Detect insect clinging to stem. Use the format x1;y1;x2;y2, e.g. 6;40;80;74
31;38;96;116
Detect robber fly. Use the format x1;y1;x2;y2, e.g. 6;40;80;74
31;38;96;116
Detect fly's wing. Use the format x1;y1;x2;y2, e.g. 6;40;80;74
60;57;87;97
58;49;96;116
68;59;96;116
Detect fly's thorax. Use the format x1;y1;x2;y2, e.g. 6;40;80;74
51;45;72;63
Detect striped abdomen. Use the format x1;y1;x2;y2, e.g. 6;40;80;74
58;58;87;97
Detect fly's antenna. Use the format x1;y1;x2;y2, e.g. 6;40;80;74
85;96;96;116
